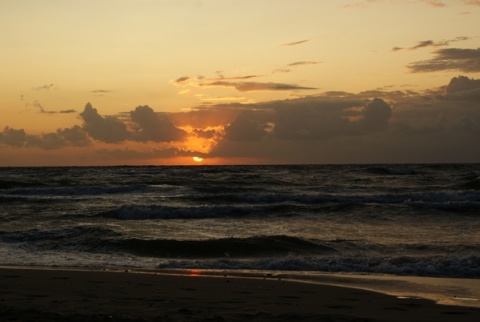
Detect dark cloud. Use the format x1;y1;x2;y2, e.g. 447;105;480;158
32;84;55;91
205;81;317;92
170;106;241;128
27;133;68;150
463;0;480;6
96;147;183;161
362;98;392;130
345;0;446;8
444;75;480;94
272;98;392;140
224;111;268;141
32;101;76;114
130;105;187;142
57;125;91;147
208;75;263;81
272;68;292;73
91;90;113;97
3;76;480;164
424;0;446;7
79;103;187;144
273;101;357;140
273;61;321;74
411;40;436;50
393;37;469;51
91;90;113;93
0;127;28;147
174;76;190;83
80;103;130;143
211;77;480;163
288;61;321;67
281;39;310;47
345;0;479;8
443;76;480;101
0;125;90;150
408;48;480;72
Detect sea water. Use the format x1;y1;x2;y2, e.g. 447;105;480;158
1;164;479;278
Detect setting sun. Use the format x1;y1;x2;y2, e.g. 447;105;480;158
192;156;204;162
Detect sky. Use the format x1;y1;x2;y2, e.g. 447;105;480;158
1;0;480;166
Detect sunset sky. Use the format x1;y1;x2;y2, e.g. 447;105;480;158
1;0;479;166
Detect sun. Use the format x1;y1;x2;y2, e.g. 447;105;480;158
192;156;204;162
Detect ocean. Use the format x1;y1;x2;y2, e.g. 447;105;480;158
1;164;479;278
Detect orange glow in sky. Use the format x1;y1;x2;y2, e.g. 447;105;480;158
1;1;479;166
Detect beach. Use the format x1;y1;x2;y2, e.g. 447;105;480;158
1;267;479;321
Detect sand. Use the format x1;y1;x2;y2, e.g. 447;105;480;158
1;267;479;321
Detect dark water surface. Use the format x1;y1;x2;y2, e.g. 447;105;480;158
1;164;479;277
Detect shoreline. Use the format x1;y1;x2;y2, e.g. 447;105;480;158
1;266;479;321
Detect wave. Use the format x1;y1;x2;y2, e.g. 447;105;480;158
0;226;122;251
181;189;480;205
459;175;480;190
105;204;299;220
110;235;336;258
103;189;480;220
2;184;148;197
365;166;421;175
0;229;334;258
158;254;480;278
0;179;46;189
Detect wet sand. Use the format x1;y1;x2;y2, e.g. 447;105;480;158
1;267;479;321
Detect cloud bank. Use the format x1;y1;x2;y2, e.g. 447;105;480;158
1;76;480;164
408;48;480;72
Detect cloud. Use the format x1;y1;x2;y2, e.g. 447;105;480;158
342;0;381;9
194;129;217;139
3;77;480;164
91;90;113;93
209;76;480;163
174;76;190;83
130;105;187;142
288;61;322;67
273;61;322;74
281;39;310;47
343;0;473;8
2;103;188;150
362;98;392;130
410;40;437;50
55;125;91;147
32;101;76;114
408;48;480;72
79;103;188;143
272;98;392;140
95;147;186;161
463;0;480;5
0;127;28;147
272;68;292;74
210;75;263;81
392;37;469;51
91;90;113;97
445;75;480;94
0;125;90;149
442;75;480;101
205;81;317;92
170;106;241;128
224;111;269;141
80;103;130;143
32;84;55;91
423;0;446;7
